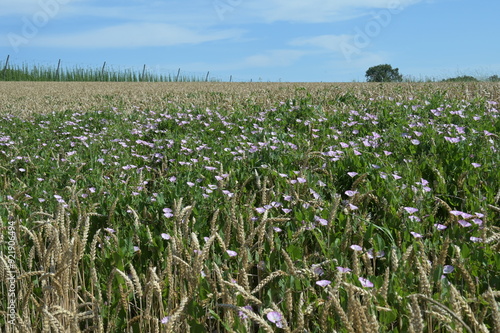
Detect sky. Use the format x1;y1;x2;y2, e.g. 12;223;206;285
0;0;499;82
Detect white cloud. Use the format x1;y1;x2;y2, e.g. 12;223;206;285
30;22;243;48
242;0;423;23
290;35;355;54
181;49;308;72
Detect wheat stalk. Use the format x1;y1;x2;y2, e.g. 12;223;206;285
251;270;287;295
413;293;473;333
217;303;274;333
164;296;189;332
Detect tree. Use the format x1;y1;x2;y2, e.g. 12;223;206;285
442;75;478;82
487;75;500;82
365;64;403;82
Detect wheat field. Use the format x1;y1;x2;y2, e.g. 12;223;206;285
0;82;499;332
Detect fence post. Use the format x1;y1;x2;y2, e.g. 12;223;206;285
101;61;106;80
55;59;61;80
141;64;146;81
205;71;210;82
176;68;181;82
2;54;10;80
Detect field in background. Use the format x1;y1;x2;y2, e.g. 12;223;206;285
0;82;499;332
1;81;500;117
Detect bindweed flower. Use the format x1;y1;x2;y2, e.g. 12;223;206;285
470;237;483;243
408;215;421;222
316;280;331;287
350;245;363;252
255;207;266;214
410;231;423;238
163;208;173;218
161;316;170;324
359;277;374;288
367;249;385;259
434;224;447;230
443;265;454;274
226;250;238;257
345;190;357;197
347;172;358;177
238;305;253;320
314;216;328;226
348;203;358;210
458;220;472;227
472;218;482;226
266;311;284;328
336;266;352;273
312;264;324;276
161;233;171;240
404;207;419;214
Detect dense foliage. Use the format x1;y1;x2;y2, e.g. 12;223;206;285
365;64;403;82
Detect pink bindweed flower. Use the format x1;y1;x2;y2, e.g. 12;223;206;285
161;233;171;240
348;203;358;210
443;265;454;274
266;311;284;328
458;220;472;227
312;265;324;276
163;208;174;218
336;266;352;273
238;305;253;319
434;224;447;230
408;215;421;222
226;250;238;257
350;245;363;252
345;190;357;197
316;280;331;287
410;231;423;238
255;207;266;214
359;277;374;288
404;207;419;214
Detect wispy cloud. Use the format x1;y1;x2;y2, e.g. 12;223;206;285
242;0;423;23
30;23;243;48
290;35;354;54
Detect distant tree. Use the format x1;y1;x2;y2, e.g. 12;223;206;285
487;75;500;82
365;64;403;82
442;75;478;82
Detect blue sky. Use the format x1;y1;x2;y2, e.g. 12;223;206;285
1;0;499;82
